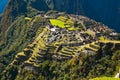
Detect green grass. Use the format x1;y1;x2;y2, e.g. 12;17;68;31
99;36;106;41
100;40;120;43
90;77;120;80
17;52;26;56
50;16;83;31
50;19;81;30
50;19;66;28
67;27;78;30
99;36;120;43
24;17;32;21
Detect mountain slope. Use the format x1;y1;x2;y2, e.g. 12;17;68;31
28;0;120;32
1;0;120;33
0;11;120;80
0;0;120;80
0;0;27;33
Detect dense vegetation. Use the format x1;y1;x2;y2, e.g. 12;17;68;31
0;6;41;75
0;44;120;80
0;0;120;80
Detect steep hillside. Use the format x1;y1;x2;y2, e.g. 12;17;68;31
0;11;120;80
2;0;120;32
28;0;120;32
29;0;83;14
0;0;27;33
0;0;120;80
1;0;120;35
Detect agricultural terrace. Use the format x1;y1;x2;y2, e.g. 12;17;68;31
90;77;120;80
24;17;32;21
99;36;120;43
50;16;83;30
100;40;120;43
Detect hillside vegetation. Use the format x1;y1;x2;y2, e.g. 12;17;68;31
0;11;120;80
0;0;120;80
